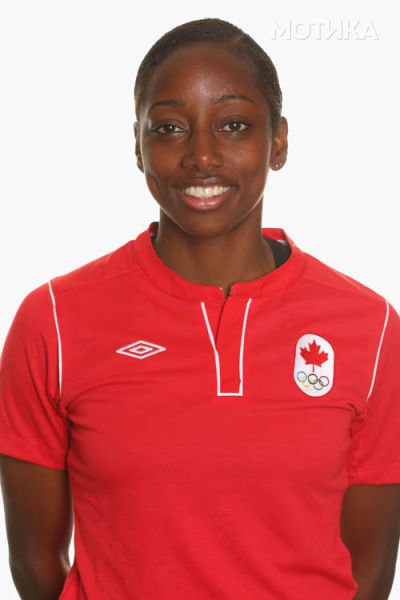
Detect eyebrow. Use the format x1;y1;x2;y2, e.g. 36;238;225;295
148;94;256;112
213;94;256;105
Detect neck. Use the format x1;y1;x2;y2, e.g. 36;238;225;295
151;211;276;298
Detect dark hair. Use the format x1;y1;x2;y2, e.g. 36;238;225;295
134;18;283;132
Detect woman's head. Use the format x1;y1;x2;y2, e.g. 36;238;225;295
134;18;283;134
133;18;288;238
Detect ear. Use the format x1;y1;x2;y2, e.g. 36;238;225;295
134;121;144;173
270;116;288;171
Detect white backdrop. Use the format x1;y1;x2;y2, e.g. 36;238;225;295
1;1;399;597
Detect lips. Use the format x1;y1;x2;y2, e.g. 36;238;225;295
178;184;234;211
174;177;236;211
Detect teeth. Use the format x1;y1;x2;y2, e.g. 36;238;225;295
183;185;230;199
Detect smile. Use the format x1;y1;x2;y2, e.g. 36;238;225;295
183;185;231;199
179;185;233;211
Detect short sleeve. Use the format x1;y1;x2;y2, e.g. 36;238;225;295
0;283;69;470
347;301;400;485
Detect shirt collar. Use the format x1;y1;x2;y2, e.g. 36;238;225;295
133;221;305;301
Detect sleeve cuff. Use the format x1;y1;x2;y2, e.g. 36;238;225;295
347;462;400;485
0;432;68;470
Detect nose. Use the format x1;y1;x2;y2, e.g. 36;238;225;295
181;127;223;171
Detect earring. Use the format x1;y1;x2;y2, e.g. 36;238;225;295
274;162;283;169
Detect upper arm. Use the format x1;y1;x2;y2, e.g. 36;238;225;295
341;301;400;585
0;454;73;569
340;484;400;580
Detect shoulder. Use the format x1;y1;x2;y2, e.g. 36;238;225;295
299;251;398;343
7;239;138;331
48;239;137;296
302;251;386;306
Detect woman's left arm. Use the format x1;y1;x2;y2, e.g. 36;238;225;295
341;484;400;600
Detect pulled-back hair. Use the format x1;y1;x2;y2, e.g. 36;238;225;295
134;18;283;132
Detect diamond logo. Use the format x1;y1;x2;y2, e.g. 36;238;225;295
116;340;166;360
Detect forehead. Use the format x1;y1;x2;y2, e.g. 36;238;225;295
142;42;266;109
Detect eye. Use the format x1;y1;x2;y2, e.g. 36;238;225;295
220;120;251;133
152;123;185;135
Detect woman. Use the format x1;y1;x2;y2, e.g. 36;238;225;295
1;17;400;600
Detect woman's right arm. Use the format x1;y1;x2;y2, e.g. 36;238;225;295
0;454;73;600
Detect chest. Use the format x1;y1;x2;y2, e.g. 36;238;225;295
59;292;374;491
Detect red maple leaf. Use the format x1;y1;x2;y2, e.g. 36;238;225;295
300;339;329;372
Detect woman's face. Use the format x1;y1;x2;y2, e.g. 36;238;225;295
135;42;288;237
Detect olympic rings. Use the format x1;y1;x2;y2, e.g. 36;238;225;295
296;370;330;390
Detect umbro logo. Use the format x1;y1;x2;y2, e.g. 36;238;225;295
116;340;166;360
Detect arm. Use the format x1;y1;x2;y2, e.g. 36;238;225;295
0;454;73;600
340;483;400;600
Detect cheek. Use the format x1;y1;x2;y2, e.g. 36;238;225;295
144;172;161;202
142;137;181;170
229;143;269;188
142;142;177;199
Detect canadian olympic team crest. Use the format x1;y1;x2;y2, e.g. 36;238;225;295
293;333;334;397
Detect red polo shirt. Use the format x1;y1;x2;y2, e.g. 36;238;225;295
1;221;400;600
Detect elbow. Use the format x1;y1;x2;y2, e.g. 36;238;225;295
352;563;397;600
